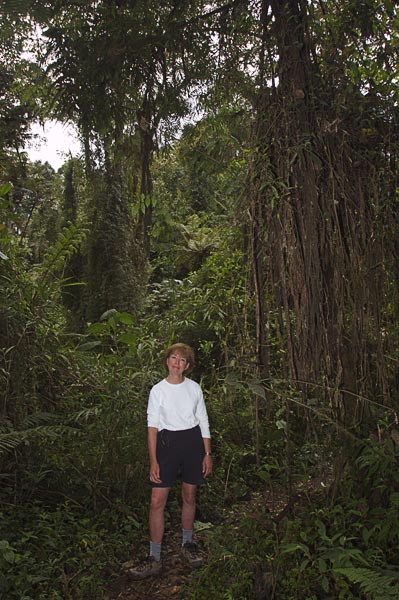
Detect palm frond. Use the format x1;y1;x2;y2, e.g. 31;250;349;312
21;412;63;428
68;406;101;423
0;431;26;455
0;418;14;433
334;567;399;599
0;419;81;457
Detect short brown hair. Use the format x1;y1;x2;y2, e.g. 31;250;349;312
163;343;195;374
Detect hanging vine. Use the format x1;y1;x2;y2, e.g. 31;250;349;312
248;0;398;430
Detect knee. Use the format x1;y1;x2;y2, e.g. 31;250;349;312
182;488;196;507
150;492;167;512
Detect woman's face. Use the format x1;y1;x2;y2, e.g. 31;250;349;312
166;352;189;377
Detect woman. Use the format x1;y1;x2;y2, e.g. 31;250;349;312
128;343;212;579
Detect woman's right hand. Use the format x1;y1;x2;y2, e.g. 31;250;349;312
149;460;161;484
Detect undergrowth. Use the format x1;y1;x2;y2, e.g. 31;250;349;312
0;502;142;600
183;435;399;600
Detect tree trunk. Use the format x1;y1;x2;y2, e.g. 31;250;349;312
249;0;393;434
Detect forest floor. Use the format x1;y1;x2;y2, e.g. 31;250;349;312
104;477;313;600
108;526;210;600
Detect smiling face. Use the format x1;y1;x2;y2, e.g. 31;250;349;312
163;343;195;377
166;352;189;378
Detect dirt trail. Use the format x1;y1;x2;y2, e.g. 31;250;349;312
107;477;326;600
108;528;207;600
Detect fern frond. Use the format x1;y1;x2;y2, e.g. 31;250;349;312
34;222;87;285
0;423;81;457
0;418;14;433
68;407;101;423
334;566;399;599
0;431;26;455
21;412;63;428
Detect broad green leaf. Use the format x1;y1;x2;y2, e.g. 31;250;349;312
118;333;136;346
87;323;109;335
281;543;310;557
0;183;12;196
115;312;135;325
77;341;102;351
247;380;266;399
100;309;117;321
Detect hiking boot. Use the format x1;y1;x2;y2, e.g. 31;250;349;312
126;555;162;579
182;541;203;568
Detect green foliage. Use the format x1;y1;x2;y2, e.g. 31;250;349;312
1;194;150;599
0;502;139;600
84;169;149;322
184;506;275;600
274;439;399;598
24;161;65;260
0;412;68;457
176;110;250;214
334;567;399;600
143;237;253;375
33;222;87;290
150;109;249;280
183;436;399;600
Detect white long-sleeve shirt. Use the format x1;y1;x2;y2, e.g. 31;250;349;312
147;377;211;438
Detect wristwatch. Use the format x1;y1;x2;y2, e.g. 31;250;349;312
205;452;212;456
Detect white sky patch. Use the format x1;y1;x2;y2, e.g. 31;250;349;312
27;120;81;170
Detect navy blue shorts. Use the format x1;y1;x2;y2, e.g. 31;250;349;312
152;425;205;488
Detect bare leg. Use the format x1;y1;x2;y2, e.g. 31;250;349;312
149;487;170;544
181;482;197;531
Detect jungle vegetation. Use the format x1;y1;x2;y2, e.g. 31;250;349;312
1;0;399;598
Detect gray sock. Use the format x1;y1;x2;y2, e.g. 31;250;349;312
149;541;162;562
182;528;193;546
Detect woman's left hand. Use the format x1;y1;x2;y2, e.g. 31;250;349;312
202;455;213;478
